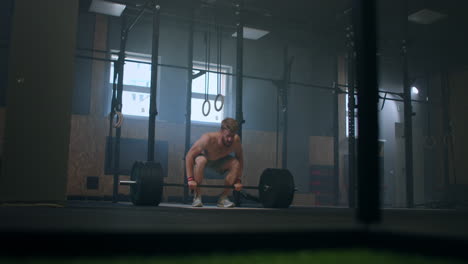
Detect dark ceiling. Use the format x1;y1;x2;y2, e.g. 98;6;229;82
79;0;468;69
80;0;354;35
80;0;468;38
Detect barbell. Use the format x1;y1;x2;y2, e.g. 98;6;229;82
120;161;296;208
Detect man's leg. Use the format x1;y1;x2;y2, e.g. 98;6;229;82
193;155;207;207
221;158;241;196
217;157;241;207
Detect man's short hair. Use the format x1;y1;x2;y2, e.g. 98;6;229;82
221;118;239;133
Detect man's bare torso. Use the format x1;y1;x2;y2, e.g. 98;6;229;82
201;132;239;161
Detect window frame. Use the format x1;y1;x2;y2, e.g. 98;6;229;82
108;50;161;120
190;60;232;125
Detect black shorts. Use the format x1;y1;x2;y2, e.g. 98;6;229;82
196;154;234;174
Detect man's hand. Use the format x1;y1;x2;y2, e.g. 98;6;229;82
188;180;197;190
234;183;243;192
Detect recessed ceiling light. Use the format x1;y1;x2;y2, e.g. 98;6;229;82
89;0;126;17
408;9;446;25
232;27;269;40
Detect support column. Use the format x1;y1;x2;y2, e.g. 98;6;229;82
354;0;381;224
1;0;79;202
281;46;291;170
234;0;244;138
346;24;357;208
147;0;161;162
184;5;195;203
111;13;129;203
402;40;414;208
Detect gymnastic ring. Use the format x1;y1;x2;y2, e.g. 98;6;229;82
113;111;124;128
202;99;211;117
214;94;224;112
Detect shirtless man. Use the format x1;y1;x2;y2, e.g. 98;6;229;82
185;118;243;207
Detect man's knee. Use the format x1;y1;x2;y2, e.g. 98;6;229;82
194;156;207;183
230;158;240;171
225;159;241;181
194;155;208;169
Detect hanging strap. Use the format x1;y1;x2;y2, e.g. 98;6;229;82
215;23;224;112
112;56;124;128
202;31;211;116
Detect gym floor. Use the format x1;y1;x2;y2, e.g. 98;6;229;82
0;201;467;237
1;201;468;259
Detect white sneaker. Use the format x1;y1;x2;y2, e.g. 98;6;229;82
217;196;235;208
192;195;203;207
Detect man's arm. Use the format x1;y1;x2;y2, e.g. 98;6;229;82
185;135;208;180
234;135;244;181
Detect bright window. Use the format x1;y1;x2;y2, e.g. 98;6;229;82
191;62;230;124
109;51;159;118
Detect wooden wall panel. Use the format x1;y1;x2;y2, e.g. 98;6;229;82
67;116;108;196
309;136;334;166
67;14;111;198
242;130;279;186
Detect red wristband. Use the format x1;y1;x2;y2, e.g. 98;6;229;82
187;177;195;182
234;178;241;184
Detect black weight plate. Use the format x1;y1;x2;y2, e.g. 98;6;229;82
130;161;164;206
130;161;143;204
258;168;295;208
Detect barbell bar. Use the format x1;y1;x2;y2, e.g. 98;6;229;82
120;161;296;208
120;181;266;190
